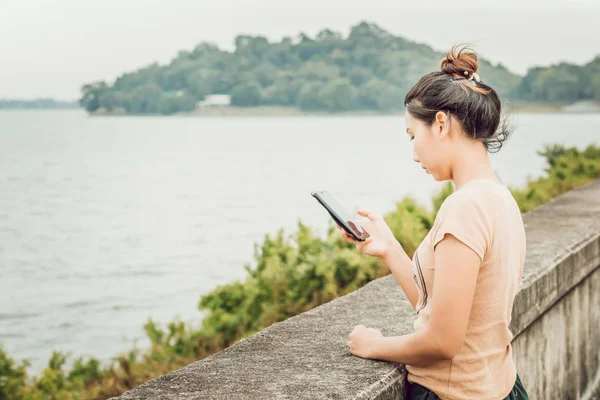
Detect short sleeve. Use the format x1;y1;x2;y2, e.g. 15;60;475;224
432;192;492;262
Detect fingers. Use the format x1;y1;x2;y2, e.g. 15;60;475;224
359;221;369;232
337;224;372;251
355;237;372;252
357;209;381;222
345;232;358;244
337;225;359;244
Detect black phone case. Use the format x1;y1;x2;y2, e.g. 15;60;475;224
311;191;369;242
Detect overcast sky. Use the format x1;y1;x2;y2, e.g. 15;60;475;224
1;0;599;100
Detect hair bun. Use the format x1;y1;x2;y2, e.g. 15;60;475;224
440;44;479;78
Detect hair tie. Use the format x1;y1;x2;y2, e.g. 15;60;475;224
469;72;481;83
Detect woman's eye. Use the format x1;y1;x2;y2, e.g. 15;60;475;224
410;136;414;141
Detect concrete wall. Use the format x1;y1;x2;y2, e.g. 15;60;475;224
509;181;600;400
113;179;600;400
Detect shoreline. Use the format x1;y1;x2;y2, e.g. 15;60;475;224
89;102;600;117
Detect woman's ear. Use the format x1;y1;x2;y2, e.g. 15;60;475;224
434;111;450;138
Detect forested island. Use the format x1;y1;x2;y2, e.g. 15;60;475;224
78;22;600;116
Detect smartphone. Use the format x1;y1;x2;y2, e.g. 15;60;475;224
311;191;370;241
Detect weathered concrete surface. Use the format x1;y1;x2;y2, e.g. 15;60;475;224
587;380;600;400
113;179;600;400
113;273;414;400
510;180;600;400
513;257;600;399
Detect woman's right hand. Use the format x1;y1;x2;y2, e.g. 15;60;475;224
338;209;402;259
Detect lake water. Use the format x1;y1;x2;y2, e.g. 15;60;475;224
1;110;599;372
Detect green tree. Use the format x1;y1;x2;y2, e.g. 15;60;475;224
98;91;130;112
80;81;108;112
234;35;270;61
251;63;279;88
0;348;28;400
516;60;596;102
231;81;263;107
357;79;401;110
297;82;326;111
159;94;197;115
263;75;303;106
297;61;340;82
129;84;163;114
346;66;374;87
319;78;356;111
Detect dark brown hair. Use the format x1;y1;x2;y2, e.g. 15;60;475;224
404;44;511;153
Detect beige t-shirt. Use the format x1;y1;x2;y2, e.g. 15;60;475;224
406;179;526;400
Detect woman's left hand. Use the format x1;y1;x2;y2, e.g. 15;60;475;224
348;325;383;359
337;209;401;260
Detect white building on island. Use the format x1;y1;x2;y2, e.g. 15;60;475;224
197;94;231;110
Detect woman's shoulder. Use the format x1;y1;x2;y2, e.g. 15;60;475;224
437;186;485;215
441;180;510;211
435;180;511;227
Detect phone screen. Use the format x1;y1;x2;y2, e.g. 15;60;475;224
311;191;368;241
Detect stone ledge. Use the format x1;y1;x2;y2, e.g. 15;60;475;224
510;180;600;338
113;179;600;400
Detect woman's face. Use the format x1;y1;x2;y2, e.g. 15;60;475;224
405;110;453;181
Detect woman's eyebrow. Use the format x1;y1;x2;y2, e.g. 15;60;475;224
406;128;411;135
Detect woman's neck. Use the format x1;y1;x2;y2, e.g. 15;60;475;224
450;145;500;190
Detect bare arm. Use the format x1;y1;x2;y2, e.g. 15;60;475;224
382;242;419;309
337;209;420;309
354;234;480;366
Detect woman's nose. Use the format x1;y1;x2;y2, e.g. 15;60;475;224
413;153;420;163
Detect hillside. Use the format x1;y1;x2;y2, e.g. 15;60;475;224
79;21;600;116
79;22;523;115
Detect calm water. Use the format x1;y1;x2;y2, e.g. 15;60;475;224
1;110;598;371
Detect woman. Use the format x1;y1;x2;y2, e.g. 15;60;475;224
340;45;529;400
